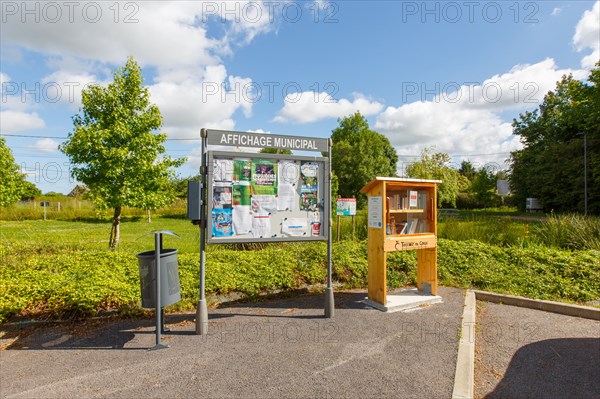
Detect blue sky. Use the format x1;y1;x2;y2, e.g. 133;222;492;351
1;0;599;194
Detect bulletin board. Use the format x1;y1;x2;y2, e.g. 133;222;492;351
207;151;330;243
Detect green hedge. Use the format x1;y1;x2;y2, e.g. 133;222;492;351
1;240;598;323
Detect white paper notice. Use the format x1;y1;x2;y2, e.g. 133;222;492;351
281;218;308;237
252;210;271;238
232;206;252;235
251;195;277;212
368;196;383;228
277;182;298;211
214;159;233;182
277;160;299;211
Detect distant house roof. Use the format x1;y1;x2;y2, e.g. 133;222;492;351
68;184;89;197
497;180;511;196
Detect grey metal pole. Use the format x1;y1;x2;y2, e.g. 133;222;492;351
584;132;588;217
196;128;209;335
150;232;168;350
325;138;334;318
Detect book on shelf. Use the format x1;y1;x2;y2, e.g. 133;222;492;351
397;222;407;234
410;219;419;234
409;190;418;208
418;191;427;209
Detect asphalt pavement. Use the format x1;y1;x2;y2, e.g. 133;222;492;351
474;300;600;399
1;287;465;399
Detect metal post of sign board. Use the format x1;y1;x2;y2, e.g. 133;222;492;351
336;195;341;242
352;196;356;240
325;138;335;318
196;128;209;335
40;202;49;221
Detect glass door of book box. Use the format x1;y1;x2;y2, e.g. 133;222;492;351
385;186;434;236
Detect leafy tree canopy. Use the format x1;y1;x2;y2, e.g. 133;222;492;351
20;181;42;200
0;137;27;207
510;63;599;214
406;148;462;207
60;57;184;248
331;112;398;208
259;148;293;155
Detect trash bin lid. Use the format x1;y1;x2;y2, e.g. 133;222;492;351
136;248;179;259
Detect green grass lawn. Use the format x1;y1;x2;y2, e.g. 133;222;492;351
0;217;201;254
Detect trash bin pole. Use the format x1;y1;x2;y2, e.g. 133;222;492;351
154;232;162;346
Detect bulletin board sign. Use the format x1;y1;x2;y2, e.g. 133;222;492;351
336;198;356;216
191;129;335;331
207;151;330;243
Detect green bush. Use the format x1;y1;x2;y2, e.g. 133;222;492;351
2;238;599;324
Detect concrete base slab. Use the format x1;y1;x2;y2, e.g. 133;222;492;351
363;288;442;313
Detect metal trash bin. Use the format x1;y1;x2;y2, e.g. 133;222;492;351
137;249;181;309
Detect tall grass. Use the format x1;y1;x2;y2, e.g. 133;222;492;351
438;215;532;247
0;198;188;221
535;213;600;251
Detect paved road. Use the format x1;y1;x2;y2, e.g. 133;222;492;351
475;301;600;399
1;287;464;399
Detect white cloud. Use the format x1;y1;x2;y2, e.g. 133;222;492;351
375;58;587;167
31;138;60;153
573;1;600;69
1;2;271;139
551;8;562;16
0;72;10;89
149;65;254;139
0;110;45;133
2;2;218;70
41;60;107;109
273;92;384;123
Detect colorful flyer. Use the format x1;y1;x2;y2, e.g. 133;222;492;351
300;161;318;211
232;182;251;206
233;159;252;182
212;208;233;237
252;159;278;195
213;183;232;209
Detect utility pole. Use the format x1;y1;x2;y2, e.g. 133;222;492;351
584;132;588;216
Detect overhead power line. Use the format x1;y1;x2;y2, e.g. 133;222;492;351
1;134;201;141
2;134;512;158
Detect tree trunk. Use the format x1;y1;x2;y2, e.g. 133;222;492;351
109;206;122;250
146;209;151;223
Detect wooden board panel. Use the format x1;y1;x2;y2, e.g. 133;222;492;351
384;235;436;252
367;182;386;305
417;247;438;295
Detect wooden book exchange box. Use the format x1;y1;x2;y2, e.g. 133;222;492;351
360;177;442;308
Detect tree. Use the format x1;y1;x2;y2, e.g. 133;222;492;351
406;148;462;207
20;181;42;199
459;160;477;181
260;148;293;155
331;112;398;208
60;57;184;248
510;64;599;214
0;137;26;207
471;168;498;206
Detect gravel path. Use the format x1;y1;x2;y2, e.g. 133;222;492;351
475;301;600;399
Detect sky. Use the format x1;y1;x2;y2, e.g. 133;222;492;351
1;0;599;194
